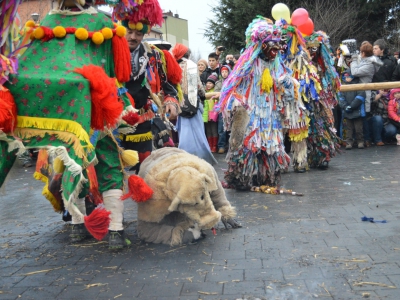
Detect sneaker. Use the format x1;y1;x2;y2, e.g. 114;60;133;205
365;141;372;148
376;141;385;146
396;134;400;146
357;143;364;149
218;148;225;154
109;230;131;249
318;161;329;170
70;223;91;242
345;144;352;150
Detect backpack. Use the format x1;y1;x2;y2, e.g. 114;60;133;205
179;94;199;118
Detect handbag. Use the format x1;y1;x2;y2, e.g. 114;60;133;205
208;110;219;122
179;94;199;118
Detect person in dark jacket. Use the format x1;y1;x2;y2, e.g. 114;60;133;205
339;72;366;149
372;39;397;82
200;52;220;85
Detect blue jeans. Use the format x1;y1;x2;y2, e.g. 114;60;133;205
217;113;227;149
363;117;371;142
369;115;398;142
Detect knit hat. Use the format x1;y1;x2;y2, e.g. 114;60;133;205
197;59;208;68
220;65;232;74
206;73;218;84
172;43;189;61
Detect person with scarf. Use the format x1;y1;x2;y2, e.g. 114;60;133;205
172;43;217;165
216;17;294;190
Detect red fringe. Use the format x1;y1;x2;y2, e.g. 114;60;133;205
86;164;103;205
74;65;124;130
65;27;76;34
126;92;135;106
122;111;140;125
162;50;182;85
84;207;111;240
128;0;164;27
121;174;153;202
112;35;131;83
0;88;17;133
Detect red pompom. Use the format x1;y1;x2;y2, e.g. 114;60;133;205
122;111;140;125
121;174;153;202
84;207;111;240
0;88;17;133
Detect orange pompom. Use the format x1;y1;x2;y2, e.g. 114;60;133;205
115;26;126;37
25;20;36;28
53;26;66;38
92;32;104;45
101;27;113;39
33;27;45;39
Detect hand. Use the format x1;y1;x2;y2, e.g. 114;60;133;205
221;217;242;229
345;106;353;113
165;102;178;119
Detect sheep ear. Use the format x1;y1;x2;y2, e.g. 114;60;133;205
203;174;217;191
168;196;181;212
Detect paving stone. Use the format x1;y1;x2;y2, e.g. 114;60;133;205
20;286;65;299
139;282;183;297
244;268;284;281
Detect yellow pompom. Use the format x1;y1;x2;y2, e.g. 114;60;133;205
101;27;113;39
261;68;273;93
121;150;139;167
33;27;45;39
25;20;36;28
92;32;104;45
115;26;126;37
128;22;136;30
53;26;66;38
75;28;89;40
53;157;65;174
135;22;143;31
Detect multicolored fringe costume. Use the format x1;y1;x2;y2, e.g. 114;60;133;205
304;31;341;168
279;23;314;171
217;17;293;190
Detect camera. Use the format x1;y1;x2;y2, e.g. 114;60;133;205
217;46;226;52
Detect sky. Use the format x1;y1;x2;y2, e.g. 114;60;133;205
157;0;215;59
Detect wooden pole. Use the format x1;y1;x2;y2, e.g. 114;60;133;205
340;81;400;92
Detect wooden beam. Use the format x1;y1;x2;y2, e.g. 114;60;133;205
340;82;400;92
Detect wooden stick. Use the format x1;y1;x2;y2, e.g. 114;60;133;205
340;81;400;92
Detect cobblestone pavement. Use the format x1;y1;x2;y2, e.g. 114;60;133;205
1;145;400;300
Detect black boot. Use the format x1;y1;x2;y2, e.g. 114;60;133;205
70;223;91;242
108;230;131;249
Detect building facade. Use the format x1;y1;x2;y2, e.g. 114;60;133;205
157;11;189;48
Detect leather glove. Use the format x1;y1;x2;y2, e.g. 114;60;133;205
222;217;242;229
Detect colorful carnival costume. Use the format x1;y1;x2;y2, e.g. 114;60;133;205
304;31;341;169
279;22;315;172
1;1;155;248
217;17;295;190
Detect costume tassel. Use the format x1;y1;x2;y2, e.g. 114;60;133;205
121;149;139;167
84;207;111;240
112;35;132;83
122;111;140;125
121;174;153;202
162;50;182;85
0;87;17;133
261;68;273;93
74;64;124;130
86;164;103;205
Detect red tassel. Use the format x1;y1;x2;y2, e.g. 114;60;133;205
126;92;135;106
112;35;131;83
121;174;153;202
84;207;111;240
74;64;124;130
86;164;103;205
162;50;182;85
41;26;55;42
128;0;164;27
0;87;17;133
122;111;140;125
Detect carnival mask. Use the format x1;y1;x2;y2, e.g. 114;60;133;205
262;41;281;60
308;46;320;61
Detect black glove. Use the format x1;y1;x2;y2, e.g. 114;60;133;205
222;217;242;229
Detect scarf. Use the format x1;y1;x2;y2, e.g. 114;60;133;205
181;58;198;107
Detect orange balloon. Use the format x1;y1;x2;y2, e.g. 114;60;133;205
298;18;314;36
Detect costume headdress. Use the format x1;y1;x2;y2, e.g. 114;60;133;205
305;31;340;93
108;0;164;34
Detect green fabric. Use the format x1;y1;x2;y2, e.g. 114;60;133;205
7;12;115;134
0;141;16;188
95;135;123;194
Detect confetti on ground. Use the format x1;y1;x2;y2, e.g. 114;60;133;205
353;282;396;288
198;291;218;295
85;283;108;289
21;267;63;276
